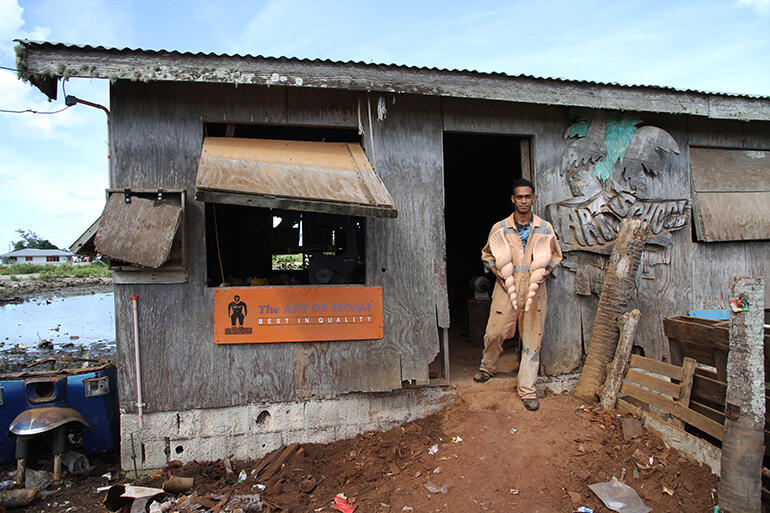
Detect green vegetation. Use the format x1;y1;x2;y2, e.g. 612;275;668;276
272;253;304;271
12;229;58;250
0;262;112;279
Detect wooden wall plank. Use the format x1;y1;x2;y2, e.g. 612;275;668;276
364;93;448;383
630;354;684;380
690;147;770;192
111;82;407;412
626;369;681;397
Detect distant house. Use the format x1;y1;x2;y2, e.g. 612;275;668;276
0;248;74;265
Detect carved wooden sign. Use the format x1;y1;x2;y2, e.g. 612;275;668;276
546;109;691;253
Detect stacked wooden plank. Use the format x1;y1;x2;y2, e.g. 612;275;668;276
616;355;723;441
664;313;770;505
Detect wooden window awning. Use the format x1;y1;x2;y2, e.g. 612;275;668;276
194;137;397;218
72;192;184;269
690;147;770;242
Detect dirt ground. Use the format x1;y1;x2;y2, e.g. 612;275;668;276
0;321;719;512
0;275;112;303
1;387;718;513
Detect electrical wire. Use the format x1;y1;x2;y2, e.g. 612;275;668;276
0;105;72;114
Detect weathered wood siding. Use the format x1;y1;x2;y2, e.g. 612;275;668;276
111;82;437;413
110;80;770;414
441;98;770;373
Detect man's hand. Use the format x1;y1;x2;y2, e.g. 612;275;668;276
543;265;554;280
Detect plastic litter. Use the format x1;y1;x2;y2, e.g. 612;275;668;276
0;480;14;490
588;476;651;513
573;508;593;513
62;451;94;474
25;468;53;490
428;444;439;455
332;495;357;513
237;469;247;484
451;435;462;443
510;428;518;434
253;483;266;491
423;480;449;494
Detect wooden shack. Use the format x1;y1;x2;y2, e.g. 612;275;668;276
16;41;770;470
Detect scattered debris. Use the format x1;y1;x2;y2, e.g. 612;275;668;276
331;494;357;513
299;475;316;493
621;418;643;441
62;451;94;475
423;480;450;494
451;435;462;443
162;476;193;493
0;487;39;508
428;444;439;455
588;476;650;513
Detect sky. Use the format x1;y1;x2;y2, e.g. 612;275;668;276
0;0;769;251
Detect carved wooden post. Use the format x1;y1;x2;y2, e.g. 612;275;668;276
600;309;640;411
575;219;648;402
719;277;765;513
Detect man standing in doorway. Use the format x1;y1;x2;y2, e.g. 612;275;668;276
473;178;563;411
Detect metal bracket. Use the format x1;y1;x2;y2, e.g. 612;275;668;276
124;189;131;204
157;188;163;201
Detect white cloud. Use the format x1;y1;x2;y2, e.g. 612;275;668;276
739;0;770;14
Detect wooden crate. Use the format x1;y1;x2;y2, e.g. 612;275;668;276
664;313;770;504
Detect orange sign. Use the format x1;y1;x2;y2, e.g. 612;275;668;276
213;286;383;344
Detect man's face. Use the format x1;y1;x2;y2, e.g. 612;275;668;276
234;295;240;302
511;186;535;215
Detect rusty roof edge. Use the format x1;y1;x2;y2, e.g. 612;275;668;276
15;40;770;121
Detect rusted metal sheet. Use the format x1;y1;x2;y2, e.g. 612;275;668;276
195;137;397;218
690;147;770;192
9;407;90;436
95;194;182;268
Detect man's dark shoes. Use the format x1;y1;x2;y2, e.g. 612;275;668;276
523;398;539;411
473;370;492;383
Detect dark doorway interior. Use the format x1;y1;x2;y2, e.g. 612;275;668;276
442;132;524;338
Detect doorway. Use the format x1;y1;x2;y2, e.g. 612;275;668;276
439;132;529;382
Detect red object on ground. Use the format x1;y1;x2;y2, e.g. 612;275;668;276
332;496;357;513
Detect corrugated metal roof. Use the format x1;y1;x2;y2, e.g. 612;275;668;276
1;248;74;257
16;39;768;101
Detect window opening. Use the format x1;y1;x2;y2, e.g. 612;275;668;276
205;204;365;287
203;123;366;287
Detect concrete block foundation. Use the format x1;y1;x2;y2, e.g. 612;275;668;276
120;387;454;471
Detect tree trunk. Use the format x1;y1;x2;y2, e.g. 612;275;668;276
600;309;641;411
719;276;765;513
574;219;648;402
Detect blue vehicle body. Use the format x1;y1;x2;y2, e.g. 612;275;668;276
0;359;119;463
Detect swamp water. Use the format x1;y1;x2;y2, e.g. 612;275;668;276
0;292;116;372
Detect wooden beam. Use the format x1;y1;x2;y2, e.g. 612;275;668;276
17;41;770;121
600;309;640;411
629;354;684;381
720;276;765;513
195;189;398;218
625;369;681;398
673;357;698;430
620;381;725;441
